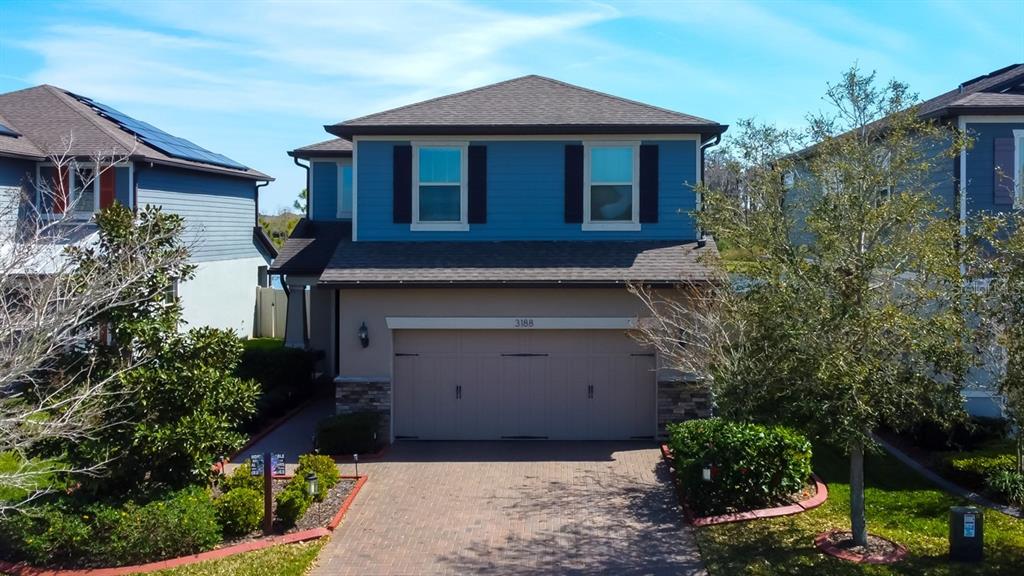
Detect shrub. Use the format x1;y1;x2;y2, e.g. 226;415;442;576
215;488;264;536
0;487;220;568
296;454;341;502
315;412;382;455
222;459;264;493
275;482;311;527
902;416;1010;451
237;340;319;431
987;470;1024;508
667;418;813;516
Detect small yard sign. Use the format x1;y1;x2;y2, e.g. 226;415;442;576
249;454;264;477
272;453;286;476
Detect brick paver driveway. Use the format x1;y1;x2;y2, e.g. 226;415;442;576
310;441;705;576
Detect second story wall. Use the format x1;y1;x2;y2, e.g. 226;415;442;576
0;157;32;234
309;159;353;221
964;119;1024;217
354;138;700;241
137;165;265;263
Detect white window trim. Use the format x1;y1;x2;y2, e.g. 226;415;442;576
34;160;122;219
411;141;469;232
1013;129;1024;209
582;141;641;231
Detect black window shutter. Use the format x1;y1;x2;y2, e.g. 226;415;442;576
994;137;1015;206
565;144;584;223
468;145;487;224
393;145;412;223
639;144;659;223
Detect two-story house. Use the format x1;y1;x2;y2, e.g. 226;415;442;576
0;85;277;335
273;75;726;441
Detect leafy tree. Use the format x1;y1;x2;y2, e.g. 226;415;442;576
293;188;308;213
973;211;1024;474
634;67;972;546
65;204;259;493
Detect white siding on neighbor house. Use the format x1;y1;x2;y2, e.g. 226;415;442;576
178;256;268;336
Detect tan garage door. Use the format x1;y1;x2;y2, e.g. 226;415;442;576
393;330;656;440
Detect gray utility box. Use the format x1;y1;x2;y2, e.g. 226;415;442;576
949;506;984;562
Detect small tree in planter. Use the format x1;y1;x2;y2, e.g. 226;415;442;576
634;66;973;548
973;211;1024;477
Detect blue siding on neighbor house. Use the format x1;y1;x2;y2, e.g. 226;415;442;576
965;122;1024;217
355;139;699;241
136;165;264;263
920;133;958;215
310;161;339;220
0;157;33;232
0;157;33;187
115;166;132;206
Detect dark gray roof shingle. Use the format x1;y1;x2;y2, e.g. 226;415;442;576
919;63;1024;119
269;218;352;275
288;138;352;158
327;75;727;137
0;85;270;180
316;238;719;286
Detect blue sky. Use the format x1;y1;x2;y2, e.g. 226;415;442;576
1;0;1022;212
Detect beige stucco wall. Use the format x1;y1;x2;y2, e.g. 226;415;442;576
336;288;652;379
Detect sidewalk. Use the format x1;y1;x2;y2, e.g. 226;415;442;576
229;397;336;475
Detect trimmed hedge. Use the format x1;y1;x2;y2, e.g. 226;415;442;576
221;458;264;493
275;482;310;527
236;339;320;432
667;418;813;516
0;487;220;568
315;412;382;455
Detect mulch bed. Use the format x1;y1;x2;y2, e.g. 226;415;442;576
218;477;357;547
815;530;909;564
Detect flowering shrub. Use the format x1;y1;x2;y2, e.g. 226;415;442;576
666;418;813;516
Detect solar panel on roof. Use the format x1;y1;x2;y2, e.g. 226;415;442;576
66;92;248;171
0;122;19;137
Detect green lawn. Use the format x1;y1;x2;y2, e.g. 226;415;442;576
242;337;285;352
150;539;325;576
697;446;1024;575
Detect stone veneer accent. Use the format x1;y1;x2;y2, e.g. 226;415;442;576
657;378;712;437
335;376;391;442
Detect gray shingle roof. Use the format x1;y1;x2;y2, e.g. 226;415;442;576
919;63;1024;119
0;110;44;159
0;85;270;180
316;238;719;286
269;218;352;275
327;75;727;138
288;138;352;158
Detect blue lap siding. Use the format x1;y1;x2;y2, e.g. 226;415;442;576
355;139;700;241
964;122;1024;218
136;165;264;263
311;161;339;220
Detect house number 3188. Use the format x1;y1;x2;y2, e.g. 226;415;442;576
514;318;535;328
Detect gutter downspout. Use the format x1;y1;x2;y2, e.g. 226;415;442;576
255;180;269;225
697;134;723;247
293;156;310;220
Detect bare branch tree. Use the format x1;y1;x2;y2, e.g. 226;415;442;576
0;135;193;514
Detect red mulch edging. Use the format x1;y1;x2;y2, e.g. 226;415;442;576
814;530;909;564
0;474;368;576
660;443;829;527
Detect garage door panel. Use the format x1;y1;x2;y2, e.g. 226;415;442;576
393;329;655;440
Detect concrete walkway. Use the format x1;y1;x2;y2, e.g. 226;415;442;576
309;441;706;576
230;397;335;472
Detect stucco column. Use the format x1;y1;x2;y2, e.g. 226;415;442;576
283;281;308;348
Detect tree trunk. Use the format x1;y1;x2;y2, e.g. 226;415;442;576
850;441;868;547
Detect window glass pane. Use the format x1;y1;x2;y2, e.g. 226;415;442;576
590;184;633;221
73;168;95;213
419;185;461;221
590;147;633;183
419;147;461;184
339;164;353;215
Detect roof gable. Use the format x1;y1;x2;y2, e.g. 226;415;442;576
327;75;726;137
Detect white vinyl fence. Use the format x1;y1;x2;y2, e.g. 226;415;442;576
254;286;288;338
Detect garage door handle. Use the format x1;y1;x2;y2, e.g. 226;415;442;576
500;353;549;357
587;384;594;399
456;385;462;400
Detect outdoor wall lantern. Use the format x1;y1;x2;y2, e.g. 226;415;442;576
358;322;369;348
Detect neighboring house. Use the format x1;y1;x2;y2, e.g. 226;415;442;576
792;63;1024;417
0;85;276;336
273;75;727;441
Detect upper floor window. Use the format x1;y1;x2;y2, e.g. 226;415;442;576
412;143;467;231
1014;130;1024;209
584;142;639;231
36;162;108;218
